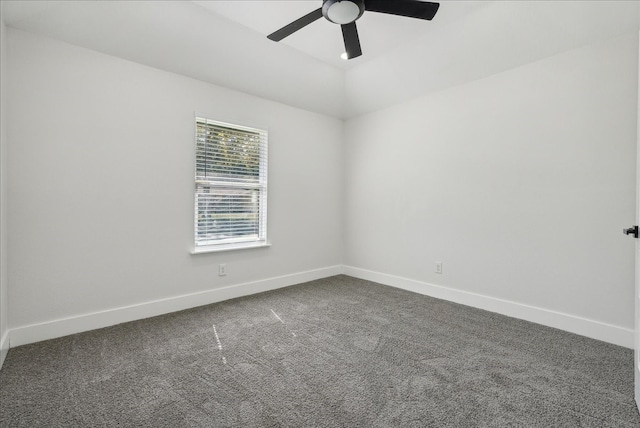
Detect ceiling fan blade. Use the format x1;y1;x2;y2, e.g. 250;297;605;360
341;22;362;60
364;0;439;20
267;8;324;41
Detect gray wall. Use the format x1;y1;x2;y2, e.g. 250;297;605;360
6;29;344;335
345;33;638;340
0;2;9;365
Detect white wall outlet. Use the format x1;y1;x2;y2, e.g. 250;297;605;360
435;262;443;274
218;263;227;276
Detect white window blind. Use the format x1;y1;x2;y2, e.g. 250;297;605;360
194;117;268;249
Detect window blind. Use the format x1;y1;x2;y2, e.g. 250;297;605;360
195;117;268;248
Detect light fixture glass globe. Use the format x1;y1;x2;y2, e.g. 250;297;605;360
327;1;360;25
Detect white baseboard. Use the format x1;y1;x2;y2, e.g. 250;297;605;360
0;330;9;369
343;266;634;349
9;265;343;348
0;330;8;370
5;264;633;351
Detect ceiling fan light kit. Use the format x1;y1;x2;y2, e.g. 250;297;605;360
267;0;440;60
323;0;365;25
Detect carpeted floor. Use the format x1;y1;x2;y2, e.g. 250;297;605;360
0;275;638;427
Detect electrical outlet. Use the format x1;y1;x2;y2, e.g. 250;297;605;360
218;264;227;276
435;262;443;274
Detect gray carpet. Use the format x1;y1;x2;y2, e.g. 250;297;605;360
0;275;638;427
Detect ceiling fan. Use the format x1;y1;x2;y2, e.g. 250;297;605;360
267;0;440;60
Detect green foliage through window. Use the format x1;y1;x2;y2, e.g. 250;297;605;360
195;118;268;247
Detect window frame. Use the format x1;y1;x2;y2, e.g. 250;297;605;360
192;116;269;254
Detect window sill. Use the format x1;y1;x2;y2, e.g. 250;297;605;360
190;241;271;254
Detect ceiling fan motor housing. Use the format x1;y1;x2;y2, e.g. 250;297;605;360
322;0;365;25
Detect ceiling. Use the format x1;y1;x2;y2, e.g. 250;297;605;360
193;0;484;70
2;1;639;119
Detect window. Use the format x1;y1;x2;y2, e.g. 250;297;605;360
194;117;268;252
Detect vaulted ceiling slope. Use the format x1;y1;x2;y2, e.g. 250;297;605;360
2;1;639;119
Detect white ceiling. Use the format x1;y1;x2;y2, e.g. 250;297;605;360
194;0;484;70
2;1;639;119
